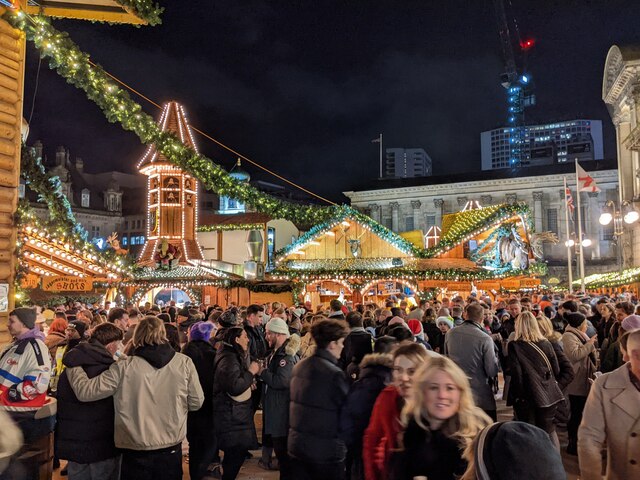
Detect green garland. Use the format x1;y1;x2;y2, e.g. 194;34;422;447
275;205;422;261
4;11;335;225
20;145;89;241
197;223;265;232
115;0;163;26
218;280;293;294
573;267;640;289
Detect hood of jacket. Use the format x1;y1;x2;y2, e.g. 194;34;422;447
133;343;176;369
63;339;114;369
285;333;301;356
358;352;393;370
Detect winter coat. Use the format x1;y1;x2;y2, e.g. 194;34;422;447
506;339;564;408
562;327;596;396
423;321;441;347
549;338;575;391
260;336;299;437
57;340;117;463
44;331;66;360
578;364;640;480
444;321;499;411
340;354;393;449
182;340;216;422
244;321;268;360
339;328;373;370
601;339;623;373
66;343;204;450
212;343;258;450
288;348;349;464
299;332;315;359
363;385;403;480
389;418;467;480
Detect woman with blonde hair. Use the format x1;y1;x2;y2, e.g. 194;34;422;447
389;356;492;480
363;343;430;480
506;311;565;449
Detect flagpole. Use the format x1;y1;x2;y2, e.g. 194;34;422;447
379;133;383;178
575;159;586;292
564;177;573;294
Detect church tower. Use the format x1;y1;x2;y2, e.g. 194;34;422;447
137;102;203;266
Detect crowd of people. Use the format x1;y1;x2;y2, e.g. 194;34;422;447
1;290;639;480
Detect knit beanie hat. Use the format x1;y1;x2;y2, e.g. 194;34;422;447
219;307;239;327
388;316;406;327
621;314;640;332
10;307;36;329
436;316;454;329
566;312;586;329
473;421;565;480
189;321;214;342
266;318;291;337
69;320;87;339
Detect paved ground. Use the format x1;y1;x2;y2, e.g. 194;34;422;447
54;402;581;479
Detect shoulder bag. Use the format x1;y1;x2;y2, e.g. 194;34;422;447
527;342;564;408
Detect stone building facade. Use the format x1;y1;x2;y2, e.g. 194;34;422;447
344;161;620;283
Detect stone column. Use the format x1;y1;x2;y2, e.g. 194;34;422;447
411;200;422;231
613;111;634;203
390;202;399;232
532;191;544;232
368;203;380;223
457;197;468;209
433;198;444;227
587;192;601;259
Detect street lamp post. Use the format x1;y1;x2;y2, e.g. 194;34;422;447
599;200;639;274
565;235;593;293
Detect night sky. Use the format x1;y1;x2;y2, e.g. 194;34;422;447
23;0;640;203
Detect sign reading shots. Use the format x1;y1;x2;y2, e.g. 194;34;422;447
42;276;93;292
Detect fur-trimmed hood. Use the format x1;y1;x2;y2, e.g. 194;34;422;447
285;333;301;357
358;352;393;369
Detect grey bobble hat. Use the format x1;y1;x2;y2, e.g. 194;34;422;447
10;307;37;329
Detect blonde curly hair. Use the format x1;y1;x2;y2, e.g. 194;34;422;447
400;356;492;450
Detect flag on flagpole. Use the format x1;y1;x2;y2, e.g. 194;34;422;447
371;136;381;143
576;162;601;192
565;186;575;219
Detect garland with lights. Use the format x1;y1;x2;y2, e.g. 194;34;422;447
572;266;640;289
20;145;88;241
115;0;163;26
275;205;422;261
3;11;335;225
197;223;266;232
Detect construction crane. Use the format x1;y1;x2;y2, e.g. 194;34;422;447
493;0;535;168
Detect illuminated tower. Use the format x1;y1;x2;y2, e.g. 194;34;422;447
137;102;203;265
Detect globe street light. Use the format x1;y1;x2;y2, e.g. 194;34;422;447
598;200;639;274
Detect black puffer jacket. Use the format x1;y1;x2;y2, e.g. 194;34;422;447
212;343;258;450
339;329;373;371
57;340;117;463
339;353;393;448
244;321;268;360
182;340;216;420
288;348;349;464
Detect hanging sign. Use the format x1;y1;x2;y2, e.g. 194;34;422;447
20;274;40;290
519;278;541;288
42;276;93;292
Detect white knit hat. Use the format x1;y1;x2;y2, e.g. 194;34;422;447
266;318;291;337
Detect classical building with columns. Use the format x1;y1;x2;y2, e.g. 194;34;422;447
344;160;619;283
602;45;640;266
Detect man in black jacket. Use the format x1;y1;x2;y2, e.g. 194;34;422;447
56;323;123;479
289;319;349;479
339;312;373;378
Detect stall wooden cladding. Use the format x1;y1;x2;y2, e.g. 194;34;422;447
0;14;24;345
290;222;411;260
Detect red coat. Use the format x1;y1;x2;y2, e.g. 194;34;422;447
363;385;403;480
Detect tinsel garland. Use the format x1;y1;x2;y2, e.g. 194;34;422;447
4;11;335;225
573;267;640;289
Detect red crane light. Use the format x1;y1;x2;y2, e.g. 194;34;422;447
520;38;535;50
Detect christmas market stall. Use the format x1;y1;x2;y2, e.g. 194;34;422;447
271;204;551;308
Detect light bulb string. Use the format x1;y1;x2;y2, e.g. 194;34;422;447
86;60;337;206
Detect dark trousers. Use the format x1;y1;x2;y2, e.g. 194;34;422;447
514;402;557;434
345;445;364;480
291;459;345;480
221;448;247;480
120;444;182;480
568;394;588;443
187;417;219;480
483;409;498;422
272;436;292;480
